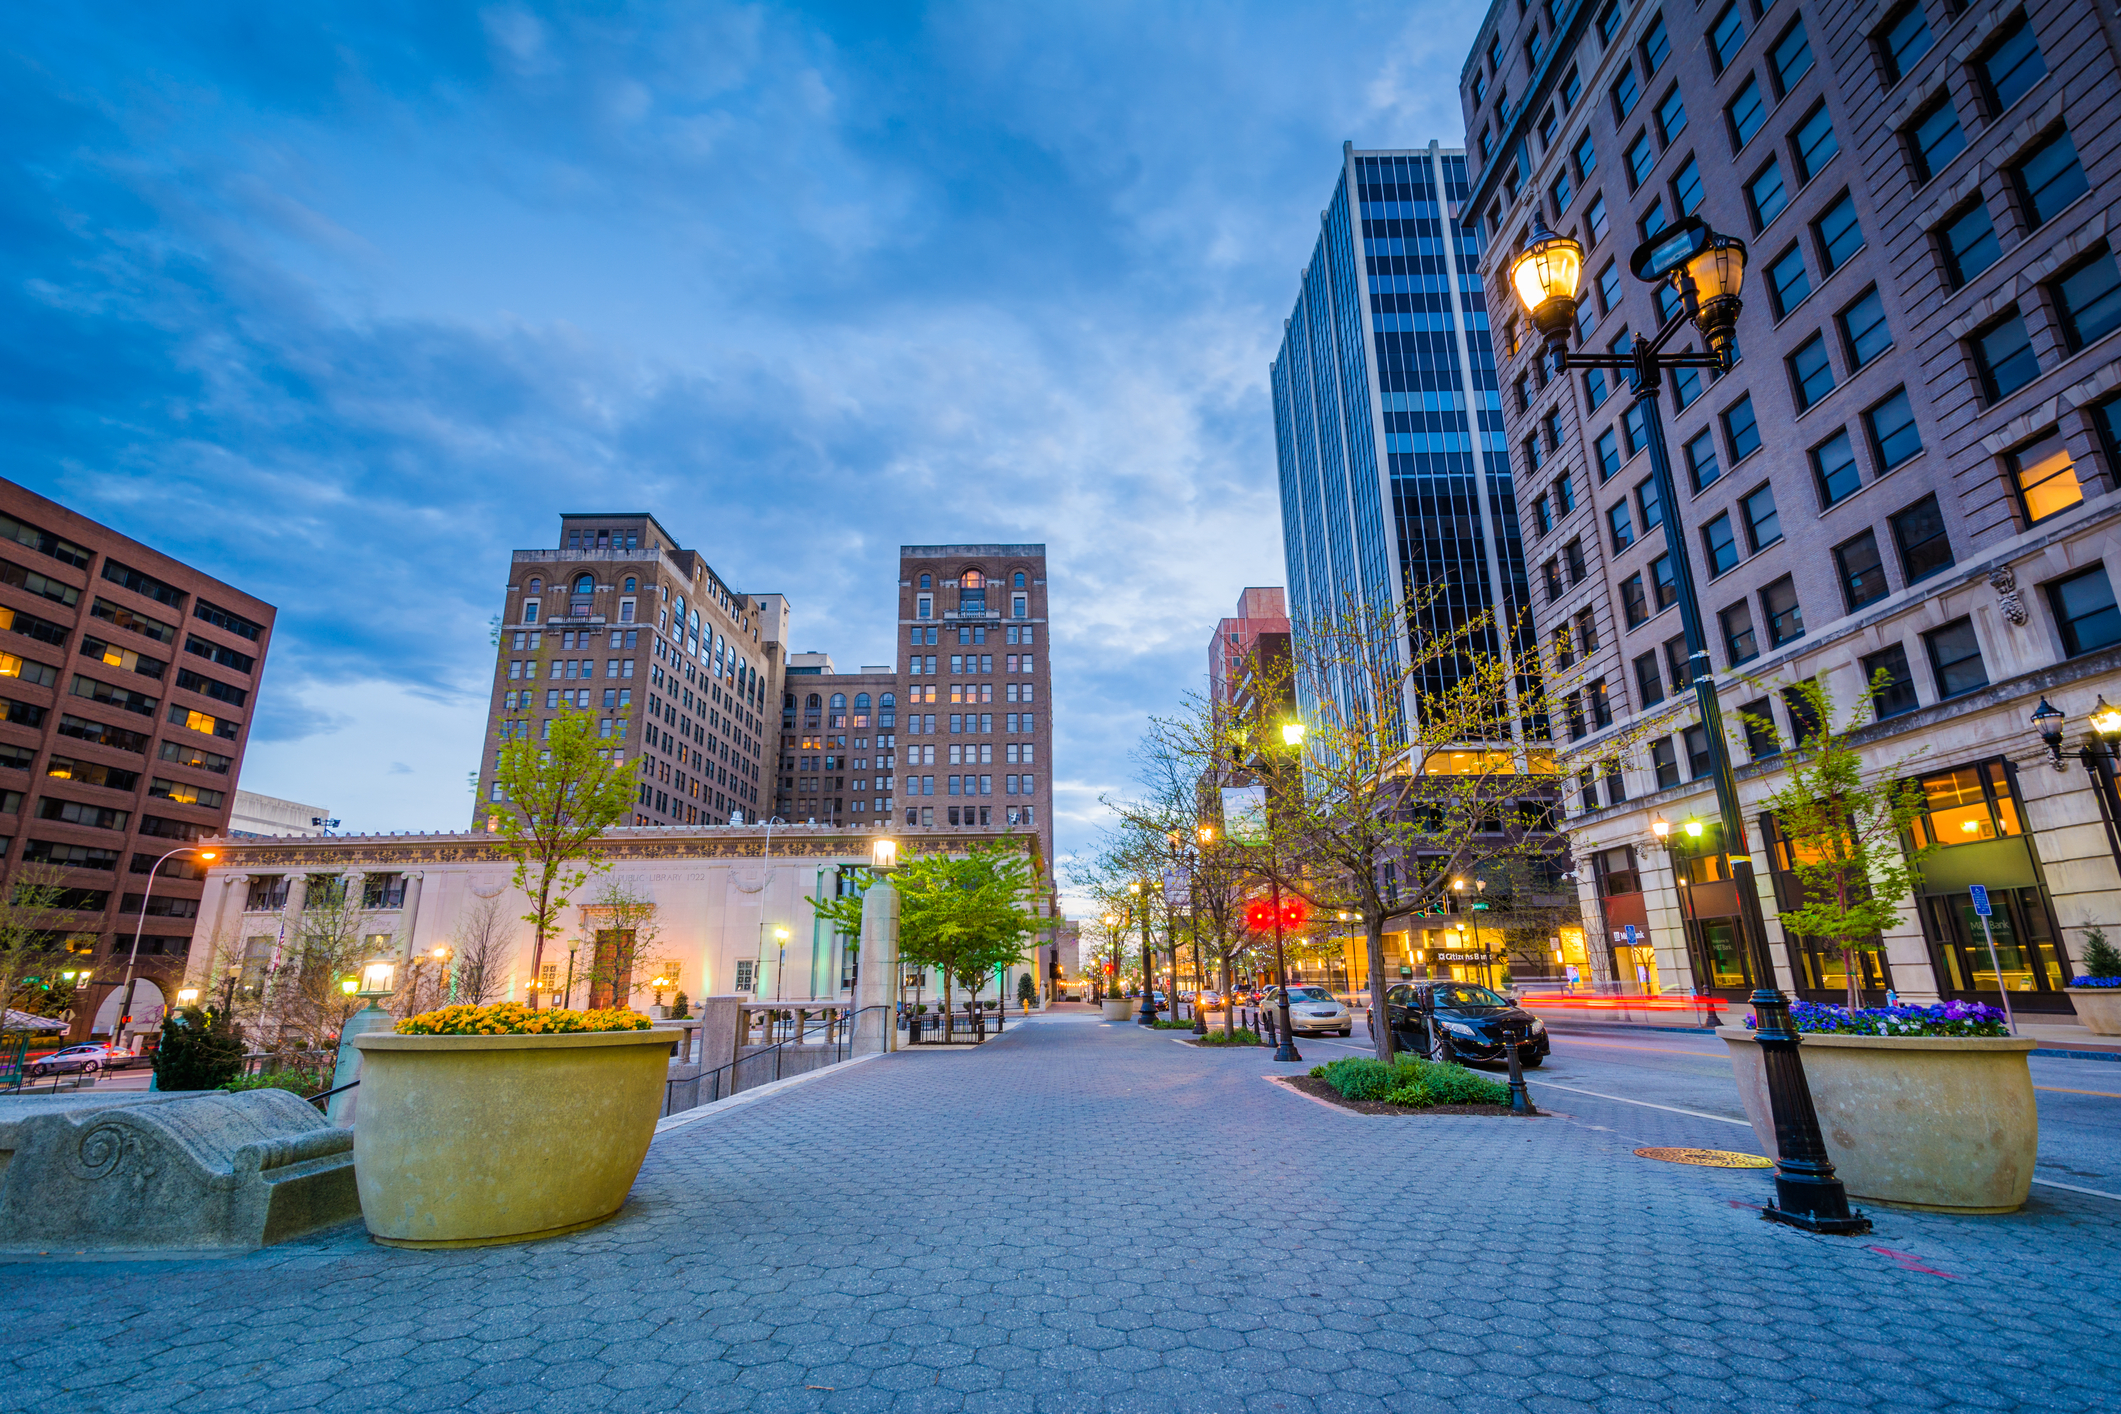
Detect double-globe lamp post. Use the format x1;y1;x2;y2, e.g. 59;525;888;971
1130;881;1156;1025
115;844;217;1048
1510;213;1868;1235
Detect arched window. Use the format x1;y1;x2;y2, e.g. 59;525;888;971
830;693;846;711
528;578;542;595
880;692;895;707
807;693;822;709
623;577;636;593
573;574;593;595
919;573;932;589
1013;571;1026;587
962;569;984;589
854;693;871;711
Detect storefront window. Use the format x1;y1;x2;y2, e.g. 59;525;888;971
1908;761;2022;847
1694;920;1751;989
1922;888;2066;995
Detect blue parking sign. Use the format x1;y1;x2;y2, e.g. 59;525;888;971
1969;884;1991;917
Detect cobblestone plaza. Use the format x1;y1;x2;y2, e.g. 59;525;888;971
4;1018;2114;1413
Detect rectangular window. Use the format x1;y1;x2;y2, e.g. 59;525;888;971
2010;430;2086;524
1710;5;1747;72
1621;573;1650;628
2048;567;2121;656
1878;3;1933;84
1793;104;1838;182
1703;513;1740;577
1865;388;1923;472
1623;403;1650;458
1673;156;1704;217
1633;652;1664;708
1975;313;2040;402
1557;472;1576;513
1722;602;1760;665
1586;367;1610;411
1626;132;1655;187
1552;625;1575;670
1652;737;1681;789
1979;14;2046;114
1550;169;1573;213
1671;364;1703;411
1595;427;1620;479
1589;678;1614;729
1573;132;1599;182
1741;697;1780;760
1575;608;1599;655
1586;194;1610;245
1533;495;1553;536
1664;635;1693;691
1651;553;1677;612
1679;433;1722;496
1790;334;1835;411
1812;430;1862;507
1599;0;1622;43
1596;261;1623;313
2054;248;2121;351
1563;67;1581;111
1814;193;1862;272
1762;576;1805;647
1612;66;1639;120
1924;618;1988;697
1635;475;1663;533
1940;203;2001;287
1835;529;1890;611
1609;502;1635;552
1768;244;1810;317
1723;394;1761;463
1565;537;1588;583
1863;644;1919;719
2013;129;2089;229
1748;160;1787;227
1728;77;1766;150
1907;99;1965;187
1770;20;1814;95
1839;287;1891;368
1890;494;1953;584
1655;88;1686;144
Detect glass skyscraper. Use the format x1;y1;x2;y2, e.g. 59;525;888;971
1272;141;1529;712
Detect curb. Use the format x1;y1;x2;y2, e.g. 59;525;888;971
653;1051;885;1136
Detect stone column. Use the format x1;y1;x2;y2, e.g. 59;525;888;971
270;874;308;969
185;872;245;994
851;878;899;1056
326;1000;394;1128
395;872;427;963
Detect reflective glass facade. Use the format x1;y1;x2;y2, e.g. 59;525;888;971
1273;145;1528;714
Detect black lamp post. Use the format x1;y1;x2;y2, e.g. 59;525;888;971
1510;213;1868;1235
1131;882;1156;1025
2035;695;2121;877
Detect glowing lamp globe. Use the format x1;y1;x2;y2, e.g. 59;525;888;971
1511;223;1584;344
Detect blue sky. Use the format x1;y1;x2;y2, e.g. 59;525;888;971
6;2;1481;893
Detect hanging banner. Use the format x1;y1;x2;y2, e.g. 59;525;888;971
1220;785;1268;844
1162;867;1189;908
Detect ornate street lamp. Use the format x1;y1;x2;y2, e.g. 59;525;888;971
1130;881;1155;1025
1511;213;1867;1236
112;845;215;1051
2033;697;2121;876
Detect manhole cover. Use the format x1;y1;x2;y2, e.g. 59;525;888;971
1634;1147;1774;1168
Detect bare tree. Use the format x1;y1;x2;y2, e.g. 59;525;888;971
0;865;75;1029
447;893;513;1007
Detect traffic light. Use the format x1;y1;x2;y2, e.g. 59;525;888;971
1244;897;1308;931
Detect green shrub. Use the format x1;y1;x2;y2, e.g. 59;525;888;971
1383;1059;1512;1108
222;1068;329;1098
150;1007;244;1092
1318;1057;1403;1101
1196;1028;1261;1046
2082;927;2121;979
1151;1019;1195;1029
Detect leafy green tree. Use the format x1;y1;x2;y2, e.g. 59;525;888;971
489;706;637;992
896;841;1044;1022
0;865;72;1029
2080;927;2121;980
1754;676;1934;1013
151;1007;245;1092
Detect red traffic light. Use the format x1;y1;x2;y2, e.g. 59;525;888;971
1245;897;1308;932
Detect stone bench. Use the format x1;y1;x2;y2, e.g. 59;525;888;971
0;1089;359;1255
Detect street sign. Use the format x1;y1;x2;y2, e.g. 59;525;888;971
1969;884;1991;917
1219;785;1268;844
1966;883;2014;1036
1624;924;1640;947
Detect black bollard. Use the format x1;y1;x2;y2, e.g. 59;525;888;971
1501;1019;1535;1115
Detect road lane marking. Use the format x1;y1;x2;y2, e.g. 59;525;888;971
2030;1177;2121;1201
2034;1085;2121;1098
1531;1081;1750;1126
1551;1038;1725;1059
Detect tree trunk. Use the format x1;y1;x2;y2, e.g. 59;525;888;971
1366;917;1394;1063
944;972;954;1041
1220;953;1234;1039
1846;947;1861;1015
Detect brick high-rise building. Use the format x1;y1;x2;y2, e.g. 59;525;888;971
1460;0;2121;1010
0;478;275;1040
1208;587;1291;708
896;545;1053;869
776;657;900;826
474;513;780;829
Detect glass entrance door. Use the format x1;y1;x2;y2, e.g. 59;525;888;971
1920;887;2070;1008
1687;918;1753;992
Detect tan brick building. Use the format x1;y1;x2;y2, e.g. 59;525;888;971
473;513;779;829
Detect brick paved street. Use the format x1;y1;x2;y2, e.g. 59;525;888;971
2;1017;2117;1413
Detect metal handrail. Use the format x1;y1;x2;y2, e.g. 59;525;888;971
670;1005;892;1113
307;1079;359;1109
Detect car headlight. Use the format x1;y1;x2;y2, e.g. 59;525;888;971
1443;1021;1478;1038
1527;1018;1545;1034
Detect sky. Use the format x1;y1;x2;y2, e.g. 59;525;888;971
5;1;1483;904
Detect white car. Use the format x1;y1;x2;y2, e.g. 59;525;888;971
27;1044;132;1077
1263;985;1352;1037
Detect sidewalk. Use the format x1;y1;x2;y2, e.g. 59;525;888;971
1524;1002;2121;1058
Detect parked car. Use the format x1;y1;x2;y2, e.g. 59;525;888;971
1195;990;1224;1010
1261;985;1352;1037
1381;982;1548;1067
27;1044;134;1078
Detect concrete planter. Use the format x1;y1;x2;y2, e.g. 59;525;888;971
352;1028;676;1248
1718;1027;2037;1213
1100;998;1135;1021
2065;987;2121;1035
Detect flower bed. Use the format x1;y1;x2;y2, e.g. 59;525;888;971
1312;1056;1511;1108
2069;975;2121;988
396;1003;651;1036
1747;999;2009;1038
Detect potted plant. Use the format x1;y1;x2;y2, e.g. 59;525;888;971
2065;927;2121;1035
1720;1000;2033;1212
351;1002;672;1248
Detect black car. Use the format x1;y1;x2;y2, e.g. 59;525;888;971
1383;982;1549;1068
